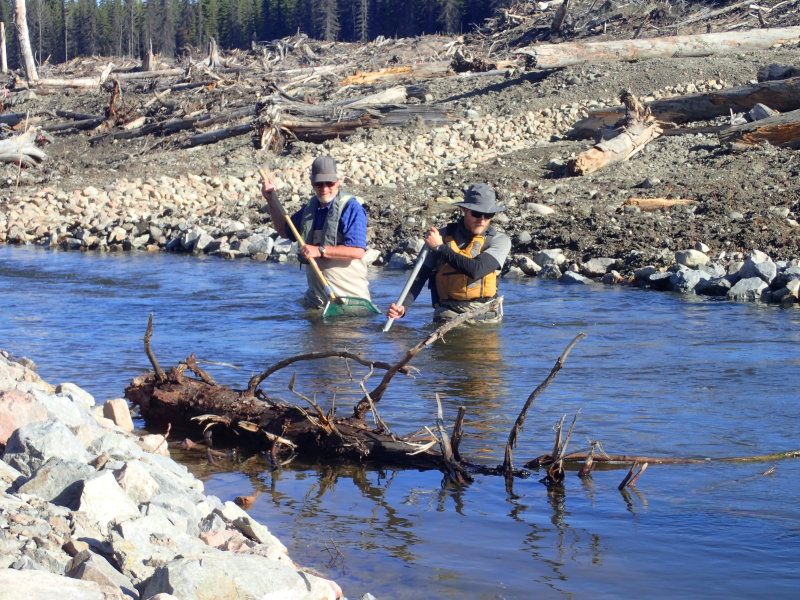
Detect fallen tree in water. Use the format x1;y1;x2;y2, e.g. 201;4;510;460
125;311;800;489
126;304;584;481
127;305;516;474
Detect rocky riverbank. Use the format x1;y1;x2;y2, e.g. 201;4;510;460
1;108;799;306
0;349;357;600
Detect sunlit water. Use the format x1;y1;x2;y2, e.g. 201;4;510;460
2;244;799;599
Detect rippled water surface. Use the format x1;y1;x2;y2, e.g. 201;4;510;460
2;245;799;599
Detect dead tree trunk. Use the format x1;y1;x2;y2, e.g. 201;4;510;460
142;40;156;72
567;91;662;176
0;128;47;166
125;315;798;485
206;37;221;69
13;0;38;81
550;0;570;34
718;107;800;149
1;22;7;73
518;26;800;69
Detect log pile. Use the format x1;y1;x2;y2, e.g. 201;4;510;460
2;33;467;154
567;75;800;139
560;68;800;172
0;0;797;168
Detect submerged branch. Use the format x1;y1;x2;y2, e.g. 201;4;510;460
527;449;800;469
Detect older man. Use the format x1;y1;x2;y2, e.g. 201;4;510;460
387;183;511;323
261;156;371;309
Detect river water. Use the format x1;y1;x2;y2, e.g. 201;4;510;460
1;244;799;599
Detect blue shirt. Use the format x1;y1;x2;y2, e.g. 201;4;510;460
291;194;368;249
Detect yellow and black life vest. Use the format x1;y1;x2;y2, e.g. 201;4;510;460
434;227;498;302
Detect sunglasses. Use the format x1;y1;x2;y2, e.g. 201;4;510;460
470;209;495;220
313;181;337;188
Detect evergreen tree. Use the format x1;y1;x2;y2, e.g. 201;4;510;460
123;0;142;58
175;0;200;51
27;0;49;64
354;0;368;41
0;0;499;66
201;0;220;46
96;0;126;56
219;0;258;48
438;0;462;33
150;0;177;57
292;0;313;37
71;0;98;56
414;0;439;36
314;0;338;41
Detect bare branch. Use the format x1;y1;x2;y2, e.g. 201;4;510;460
503;332;586;473
354;298;503;420
144;313;168;383
247;350;414;395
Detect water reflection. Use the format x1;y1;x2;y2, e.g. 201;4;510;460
425;324;511;458
258;314;383;411
250;462;425;564
620;485;649;515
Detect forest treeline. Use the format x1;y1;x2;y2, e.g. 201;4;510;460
1;0;510;70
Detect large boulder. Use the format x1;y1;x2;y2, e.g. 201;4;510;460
0;568;128;600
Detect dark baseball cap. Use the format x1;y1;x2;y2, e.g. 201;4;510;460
310;156;338;183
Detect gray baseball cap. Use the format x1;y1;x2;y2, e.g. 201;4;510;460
310;156;338;183
454;183;505;213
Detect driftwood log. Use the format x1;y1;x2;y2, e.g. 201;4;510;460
567;91;662;176
339;61;451;86
568;75;800;139
718;107;800;149
127;305;591;484
623;198;697;211
0;128;47;166
518;26;800;69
